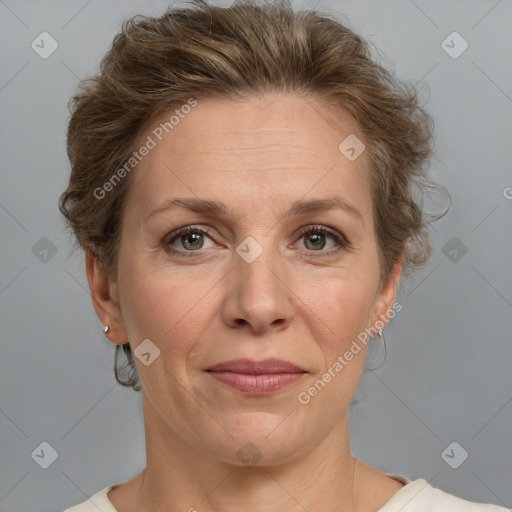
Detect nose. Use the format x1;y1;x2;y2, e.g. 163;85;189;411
221;239;295;334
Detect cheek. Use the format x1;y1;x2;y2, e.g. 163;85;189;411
296;275;375;408
118;255;217;355
301;268;377;346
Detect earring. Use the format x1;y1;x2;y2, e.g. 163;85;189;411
103;325;110;334
378;329;387;359
365;328;387;370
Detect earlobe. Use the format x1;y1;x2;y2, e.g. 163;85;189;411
85;251;128;345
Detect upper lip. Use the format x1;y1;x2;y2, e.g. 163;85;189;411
206;358;306;374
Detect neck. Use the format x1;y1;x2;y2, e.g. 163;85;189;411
129;395;362;512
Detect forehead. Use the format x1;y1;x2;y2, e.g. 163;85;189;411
127;94;372;219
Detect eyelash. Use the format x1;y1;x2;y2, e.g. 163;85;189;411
163;225;350;258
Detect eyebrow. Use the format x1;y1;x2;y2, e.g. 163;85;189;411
144;196;364;225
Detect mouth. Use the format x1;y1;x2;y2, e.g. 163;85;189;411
205;358;307;395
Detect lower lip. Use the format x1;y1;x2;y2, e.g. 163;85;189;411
207;371;305;394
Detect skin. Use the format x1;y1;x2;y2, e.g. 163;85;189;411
87;93;405;512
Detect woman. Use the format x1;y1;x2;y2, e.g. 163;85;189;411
59;0;508;510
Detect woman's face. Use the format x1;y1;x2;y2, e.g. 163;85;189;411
97;93;401;465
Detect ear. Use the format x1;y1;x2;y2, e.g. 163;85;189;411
369;254;404;330
85;250;128;346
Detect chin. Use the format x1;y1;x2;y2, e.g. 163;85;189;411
201;411;317;468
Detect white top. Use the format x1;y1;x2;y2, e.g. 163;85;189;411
63;473;510;511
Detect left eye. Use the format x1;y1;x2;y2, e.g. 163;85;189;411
165;226;215;252
297;226;347;252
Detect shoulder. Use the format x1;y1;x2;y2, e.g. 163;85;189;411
63;484;119;512
379;477;510;512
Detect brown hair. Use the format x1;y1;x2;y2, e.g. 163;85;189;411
59;0;447;391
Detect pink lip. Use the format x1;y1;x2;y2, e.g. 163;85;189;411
207;358;305;374
206;358;306;395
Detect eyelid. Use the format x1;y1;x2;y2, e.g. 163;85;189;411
163;225;214;244
295;225;349;245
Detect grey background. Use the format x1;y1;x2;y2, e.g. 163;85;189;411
1;0;511;511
